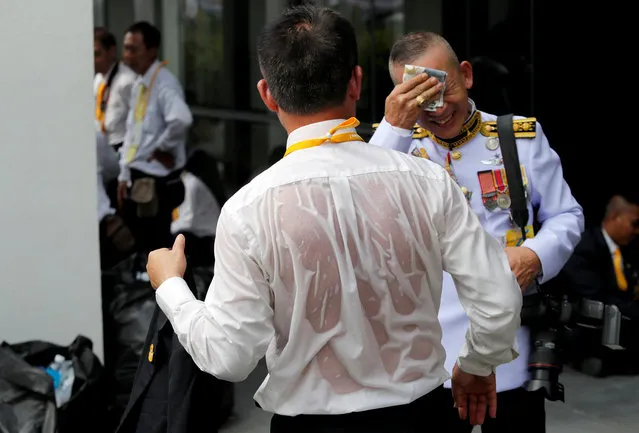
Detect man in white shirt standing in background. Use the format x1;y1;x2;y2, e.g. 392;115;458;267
170;169;221;268
145;4;522;433
94;27;136;152
171;149;227;268
117;21;192;254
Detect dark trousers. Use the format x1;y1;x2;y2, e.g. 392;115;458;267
122;169;184;254
441;387;546;433
270;386;452;433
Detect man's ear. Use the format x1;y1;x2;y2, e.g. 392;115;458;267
348;66;363;101
459;60;474;90
257;79;278;113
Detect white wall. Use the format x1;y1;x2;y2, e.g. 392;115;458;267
0;0;103;358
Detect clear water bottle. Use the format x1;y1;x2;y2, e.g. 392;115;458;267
45;354;75;407
44;356;62;389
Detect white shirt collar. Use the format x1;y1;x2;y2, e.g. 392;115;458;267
465;99;477;123
602;227;619;255
286;119;355;149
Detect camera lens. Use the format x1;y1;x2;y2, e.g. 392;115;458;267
525;329;565;402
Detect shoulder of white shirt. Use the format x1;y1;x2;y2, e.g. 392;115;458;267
155;67;183;93
221;145;451;224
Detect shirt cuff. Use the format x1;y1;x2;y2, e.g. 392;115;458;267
521;237;551;283
156;276;196;316
387;122;413;137
372;118;415;154
457;342;519;377
456;355;494;377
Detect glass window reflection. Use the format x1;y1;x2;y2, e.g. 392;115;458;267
182;0;225;107
323;0;404;123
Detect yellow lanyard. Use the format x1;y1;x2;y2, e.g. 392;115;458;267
125;61;168;164
134;60;168;123
284;117;364;157
95;81;107;130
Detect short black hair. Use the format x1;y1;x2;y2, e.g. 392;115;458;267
94;27;116;50
127;21;161;50
256;5;358;115
389;31;459;67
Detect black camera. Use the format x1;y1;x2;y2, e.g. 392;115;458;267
520;284;572;402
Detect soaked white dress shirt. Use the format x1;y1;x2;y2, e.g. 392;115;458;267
156;119;522;416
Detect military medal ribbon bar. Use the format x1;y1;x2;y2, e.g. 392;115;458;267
493;168;512;209
493;168;508;194
478;170;497;210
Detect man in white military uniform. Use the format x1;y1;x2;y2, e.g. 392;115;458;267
370;31;584;433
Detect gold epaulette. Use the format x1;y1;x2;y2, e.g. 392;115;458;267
371;122;430;139
480;117;537;138
412;125;429;139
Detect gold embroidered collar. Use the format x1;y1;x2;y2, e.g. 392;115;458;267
422;110;482;150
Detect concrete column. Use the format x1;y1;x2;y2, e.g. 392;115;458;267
0;0;103;358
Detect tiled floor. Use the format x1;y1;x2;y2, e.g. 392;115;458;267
220;361;639;433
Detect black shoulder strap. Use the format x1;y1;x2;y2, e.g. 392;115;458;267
100;62;120;108
105;61;120;89
497;114;528;241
